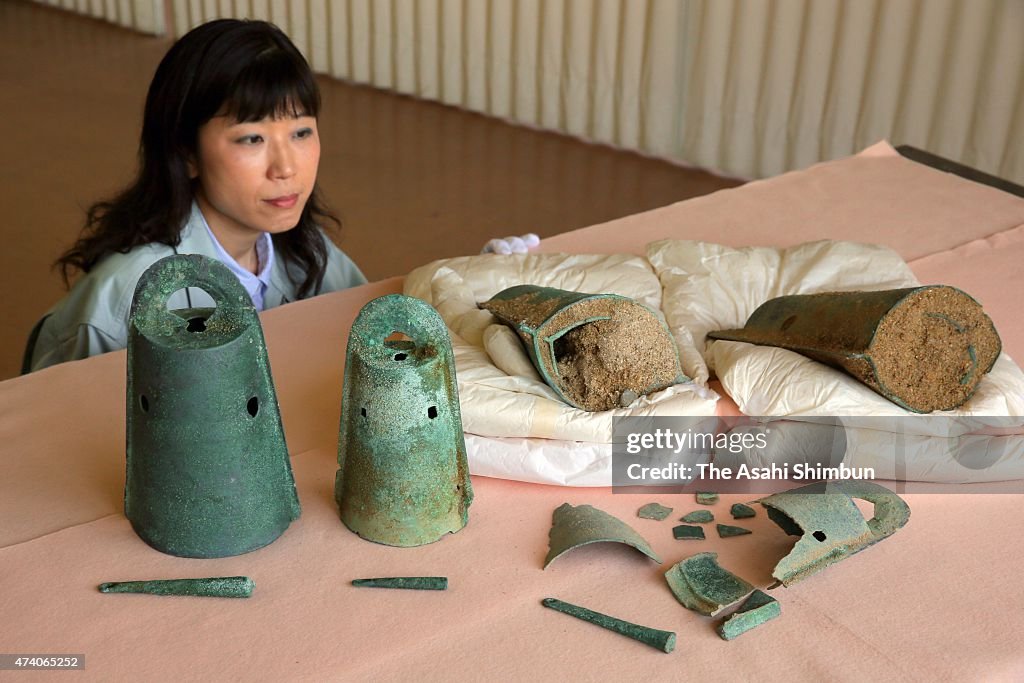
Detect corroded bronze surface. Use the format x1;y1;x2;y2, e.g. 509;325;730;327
759;481;911;586
126;255;298;559
708;286;1001;412
664;552;753;616
335;295;472;547
637;503;673;521
541;598;676;653
672;524;706;540
730;503;756;519
681;510;714;523
716;589;780;640
98;576;254;598
544;503;661;568
351;577;448;590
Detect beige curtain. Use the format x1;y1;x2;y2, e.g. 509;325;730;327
78;0;1024;184
32;0;165;34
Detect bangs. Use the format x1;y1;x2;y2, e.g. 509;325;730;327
218;46;320;122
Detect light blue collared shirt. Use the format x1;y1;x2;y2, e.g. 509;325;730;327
198;211;275;311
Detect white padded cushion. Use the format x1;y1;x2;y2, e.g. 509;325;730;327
403;253;719;483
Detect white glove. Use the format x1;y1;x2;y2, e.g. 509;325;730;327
481;233;540;255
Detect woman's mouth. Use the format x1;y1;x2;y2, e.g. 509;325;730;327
265;193;299;209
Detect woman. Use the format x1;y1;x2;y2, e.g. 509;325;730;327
28;19;365;372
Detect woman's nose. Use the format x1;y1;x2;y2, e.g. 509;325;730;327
267;139;296;179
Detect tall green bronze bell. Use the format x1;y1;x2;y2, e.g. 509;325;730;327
125;254;299;558
335;294;473;547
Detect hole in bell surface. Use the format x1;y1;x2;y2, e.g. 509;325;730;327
140;395;149;412
813;530;827;542
428;406;438;419
247;396;259;417
186;317;207;332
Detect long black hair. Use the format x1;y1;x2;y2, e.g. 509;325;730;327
57;19;339;299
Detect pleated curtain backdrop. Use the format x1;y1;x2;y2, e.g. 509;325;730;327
33;0;1024;184
32;0;165;34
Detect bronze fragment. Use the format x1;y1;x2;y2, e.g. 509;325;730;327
545;503;661;568
759;481;911;586
708;286;1001;412
99;576;254;598
351;577;448;590
541;598;676;653
665;553;754;616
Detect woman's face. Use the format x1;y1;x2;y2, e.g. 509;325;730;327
190;112;321;243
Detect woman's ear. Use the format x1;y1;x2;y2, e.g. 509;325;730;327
186;153;198;179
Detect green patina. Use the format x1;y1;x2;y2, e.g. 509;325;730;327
637;503;673;521
99;576;254;598
717;524;752;538
352;577;448;590
335;295;473;548
696;492;719;505
730;503;757;519
125;255;298;559
541;598;676;653
681;510;714;523
665;552;754;616
545;503;661;568
672;524;705;540
716;589;781;640
759;481;911;586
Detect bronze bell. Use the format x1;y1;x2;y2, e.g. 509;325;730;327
125;254;299;558
335;294;473;547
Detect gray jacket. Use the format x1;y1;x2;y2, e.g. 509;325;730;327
30;204;365;371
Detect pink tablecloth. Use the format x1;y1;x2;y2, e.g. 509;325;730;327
2;142;1023;681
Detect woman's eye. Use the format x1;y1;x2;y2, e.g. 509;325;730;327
295;128;314;139
237;134;263;145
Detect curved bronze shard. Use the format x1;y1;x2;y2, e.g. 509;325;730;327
126;255;299;558
545;503;661;568
760;481;911;586
708;286;1001;413
336;295;473;547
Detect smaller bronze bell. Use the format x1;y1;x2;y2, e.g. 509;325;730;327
335;294;473;547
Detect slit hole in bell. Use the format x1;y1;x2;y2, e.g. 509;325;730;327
781;315;797;331
247;396;259;417
186;317;208;332
140;395;149;413
384;330;415;353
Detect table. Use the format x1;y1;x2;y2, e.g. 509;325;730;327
2;142;1023;681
